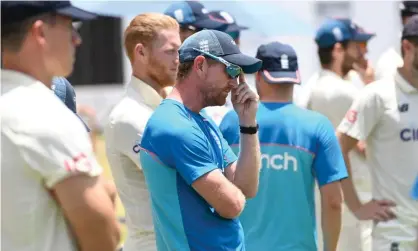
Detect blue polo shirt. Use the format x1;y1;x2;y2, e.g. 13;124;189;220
219;102;348;251
140;99;241;251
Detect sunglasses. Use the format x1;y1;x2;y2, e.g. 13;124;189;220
357;41;368;50
192;48;242;79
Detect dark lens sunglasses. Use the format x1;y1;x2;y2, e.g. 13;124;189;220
192;48;242;79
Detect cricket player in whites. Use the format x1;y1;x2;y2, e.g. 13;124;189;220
104;13;181;251
1;1;120;251
375;1;418;80
338;15;418;251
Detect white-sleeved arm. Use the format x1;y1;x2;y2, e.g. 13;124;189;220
337;84;385;141
16;113;102;188
109;119;144;168
104;101;152;169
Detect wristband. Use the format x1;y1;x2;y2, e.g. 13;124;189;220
240;124;259;134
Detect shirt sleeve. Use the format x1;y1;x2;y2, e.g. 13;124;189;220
337;84;384;141
166;127;221;185
219;132;238;168
108;119;144;168
17;113;102;188
313;117;348;187
219;111;240;146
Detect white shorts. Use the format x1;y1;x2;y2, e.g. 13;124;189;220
338;205;372;251
315;186;372;251
123;234;156;251
372;221;418;251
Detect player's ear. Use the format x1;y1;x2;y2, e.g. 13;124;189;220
194;55;207;79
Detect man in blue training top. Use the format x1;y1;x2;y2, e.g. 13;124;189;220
140;30;262;251
220;42;348;251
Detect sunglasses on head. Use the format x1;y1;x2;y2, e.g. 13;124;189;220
192;48;242;79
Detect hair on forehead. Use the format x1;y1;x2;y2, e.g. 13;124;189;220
124;13;179;63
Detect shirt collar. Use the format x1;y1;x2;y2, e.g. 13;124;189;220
395;71;418;94
320;69;343;79
1;69;48;94
128;76;162;109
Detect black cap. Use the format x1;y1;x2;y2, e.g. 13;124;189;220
400;1;418;17
1;1;97;25
402;14;418;38
164;1;227;30
179;29;261;73
256;42;301;85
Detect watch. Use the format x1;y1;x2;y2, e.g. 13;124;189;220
240;124;259;134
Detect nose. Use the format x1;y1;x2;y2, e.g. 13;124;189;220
175;53;179;65
72;29;82;47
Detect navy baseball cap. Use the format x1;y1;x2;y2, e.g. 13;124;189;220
352;22;375;42
256;42;301;85
401;1;418;17
179;29;262;73
402;14;418;38
1;1;97;25
164;1;226;30
208;10;248;33
315;18;374;48
52;77;90;132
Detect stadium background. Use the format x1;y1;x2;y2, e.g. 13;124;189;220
67;0;404;246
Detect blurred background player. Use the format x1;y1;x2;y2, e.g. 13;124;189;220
1;1;120;251
104;13;181;251
344;22;376;88
164;1;226;42
162;1;226;97
338;14;418;251
220;41;347;251
208;10;248;46
307;18;392;251
375;1;418;80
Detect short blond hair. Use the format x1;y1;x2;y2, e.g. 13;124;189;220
124;13;179;63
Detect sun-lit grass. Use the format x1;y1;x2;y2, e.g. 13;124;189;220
94;135;127;245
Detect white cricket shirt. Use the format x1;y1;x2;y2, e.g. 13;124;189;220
104;76;162;251
1;70;102;251
338;71;418;249
307;69;371;197
375;47;403;81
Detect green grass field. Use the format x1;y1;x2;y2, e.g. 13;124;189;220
95;135;128;245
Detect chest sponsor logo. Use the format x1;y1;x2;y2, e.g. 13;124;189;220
133;140;141;153
261;152;298;172
400;128;418;142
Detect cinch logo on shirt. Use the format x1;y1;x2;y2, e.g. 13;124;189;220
261;152;298;171
400;128;418;142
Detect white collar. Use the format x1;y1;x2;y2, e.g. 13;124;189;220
127;76;162;109
395;71;418;94
1;69;48;94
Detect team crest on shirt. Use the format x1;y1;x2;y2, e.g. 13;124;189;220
345;110;358;123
